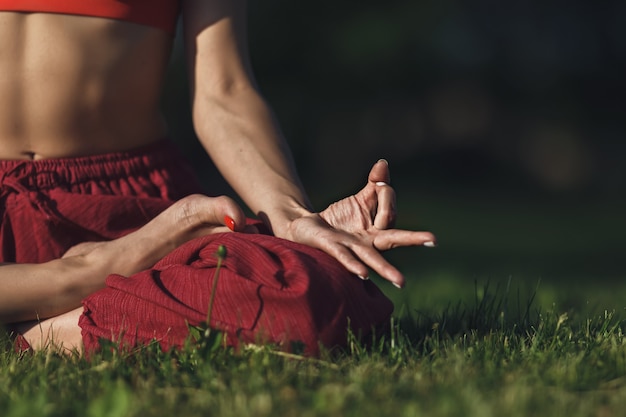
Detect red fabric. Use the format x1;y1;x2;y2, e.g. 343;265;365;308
4;325;32;354
0;0;180;35
1;140;393;355
13;333;31;352
80;234;393;356
0;140;200;263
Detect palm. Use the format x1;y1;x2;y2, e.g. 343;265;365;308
320;193;380;242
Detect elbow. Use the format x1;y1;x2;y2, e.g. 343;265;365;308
191;83;264;129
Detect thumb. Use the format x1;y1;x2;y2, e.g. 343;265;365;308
175;195;247;232
206;195;248;232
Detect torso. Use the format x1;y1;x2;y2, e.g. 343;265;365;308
0;12;174;160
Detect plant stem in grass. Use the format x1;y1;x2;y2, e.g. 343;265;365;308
205;244;227;335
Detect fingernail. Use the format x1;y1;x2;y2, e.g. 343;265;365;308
392;282;403;289
375;181;387;186
224;215;236;231
424;241;436;248
357;274;369;281
378;158;389;165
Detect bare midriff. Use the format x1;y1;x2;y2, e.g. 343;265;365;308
0;12;173;160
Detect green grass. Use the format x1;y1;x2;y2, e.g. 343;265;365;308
3;192;625;416
3;276;626;417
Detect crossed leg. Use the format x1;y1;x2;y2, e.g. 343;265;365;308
13;308;83;354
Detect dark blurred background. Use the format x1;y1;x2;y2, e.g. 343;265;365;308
162;1;625;299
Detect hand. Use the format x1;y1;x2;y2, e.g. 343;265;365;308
63;194;256;276
288;160;436;288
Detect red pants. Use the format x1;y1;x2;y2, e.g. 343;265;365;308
0;140;199;262
1;140;393;355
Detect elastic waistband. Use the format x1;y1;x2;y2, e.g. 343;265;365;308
0;140;183;190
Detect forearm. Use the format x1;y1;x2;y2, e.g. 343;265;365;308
0;194;247;324
0;257;106;323
0;214;169;323
193;88;314;237
182;1;312;236
2;232;168;323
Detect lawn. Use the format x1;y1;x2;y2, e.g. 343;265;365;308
2;191;625;417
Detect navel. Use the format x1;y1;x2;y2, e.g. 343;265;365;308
20;151;37;160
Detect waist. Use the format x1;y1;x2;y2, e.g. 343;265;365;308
0;116;168;160
0;139;183;189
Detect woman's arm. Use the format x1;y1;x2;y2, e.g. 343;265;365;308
0;257;108;324
182;0;312;238
182;0;436;288
0;195;248;323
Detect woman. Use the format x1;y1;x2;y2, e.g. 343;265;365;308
0;0;435;355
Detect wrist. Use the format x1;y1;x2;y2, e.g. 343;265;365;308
52;255;109;307
84;235;162;278
260;200;314;240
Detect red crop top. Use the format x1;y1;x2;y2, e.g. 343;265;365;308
0;0;181;35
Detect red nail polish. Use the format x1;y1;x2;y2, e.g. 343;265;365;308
224;215;236;231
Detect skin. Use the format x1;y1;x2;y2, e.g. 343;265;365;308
10;195;253;353
0;0;436;352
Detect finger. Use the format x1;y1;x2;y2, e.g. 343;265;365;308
348;242;405;288
178;194;247;232
367;159;391;185
372;230;437;251
206;195;248;232
195;224;259;235
351;164;393;222
373;182;397;229
224;215;236;231
203;226;231;234
318;240;370;279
